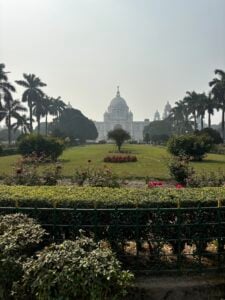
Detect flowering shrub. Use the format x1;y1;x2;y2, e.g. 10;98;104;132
148;181;163;188
175;183;185;189
3;159;62;186
73;163;120;188
104;155;137;163
186;171;225;188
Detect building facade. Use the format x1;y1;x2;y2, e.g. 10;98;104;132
95;88;150;141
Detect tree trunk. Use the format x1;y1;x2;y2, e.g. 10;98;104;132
29;104;33;133
8;125;11;146
37;116;40;134
208;113;211;128
194;112;197;131
222;109;225;143
45;114;48;136
201;116;203;130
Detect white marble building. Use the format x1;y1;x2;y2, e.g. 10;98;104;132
95;87;150;141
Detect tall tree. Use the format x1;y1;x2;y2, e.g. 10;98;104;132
169;100;192;134
15;74;46;132
196;93;208;130
184;91;199;131
12;114;30;135
0;95;27;145
0;63;15;108
209;69;225;141
42;96;55;135
205;92;215;128
51;96;67;121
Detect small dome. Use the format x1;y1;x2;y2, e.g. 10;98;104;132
108;87;128;110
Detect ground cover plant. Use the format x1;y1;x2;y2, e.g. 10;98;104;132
0;213;133;300
1;144;225;179
0;214;46;299
14;235;133;300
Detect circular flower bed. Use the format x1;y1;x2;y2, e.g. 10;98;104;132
104;155;137;163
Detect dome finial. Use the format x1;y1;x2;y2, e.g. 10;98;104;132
117;85;120;97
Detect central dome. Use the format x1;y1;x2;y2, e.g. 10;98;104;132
108;87;128;111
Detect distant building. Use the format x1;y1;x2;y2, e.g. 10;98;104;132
95;87;150;141
162;101;172;119
154;110;160;121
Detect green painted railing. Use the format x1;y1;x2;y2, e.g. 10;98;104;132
1;205;225;273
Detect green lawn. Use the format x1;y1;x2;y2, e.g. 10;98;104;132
0;144;225;179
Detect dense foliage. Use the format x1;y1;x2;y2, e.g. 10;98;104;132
3;159;62;186
18;134;64;161
51;108;98;142
73;165;120;188
143;120;172;144
195;128;223;144
168;156;194;184
108;128;131;152
0;214;46;299
167;133;213;161
1;185;225;208
14;236;133;300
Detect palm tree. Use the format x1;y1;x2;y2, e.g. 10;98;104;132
0;63;15;107
209;69;225;141
12;114;30;135
169;100;191;134
204;92;215;128
0;95;27;145
15;74;46;132
196;93;208;130
33;94;46;134
184;91;199;131
51;96;67;121
41;96;55;135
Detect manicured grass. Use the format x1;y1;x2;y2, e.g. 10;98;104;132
0;144;225;179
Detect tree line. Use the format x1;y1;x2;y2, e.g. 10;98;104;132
0;63;67;145
169;69;225;139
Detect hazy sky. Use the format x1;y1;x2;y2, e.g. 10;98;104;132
1;0;225;123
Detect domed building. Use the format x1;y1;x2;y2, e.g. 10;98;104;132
95;87;150;141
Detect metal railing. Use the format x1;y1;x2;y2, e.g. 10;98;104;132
1;205;225;274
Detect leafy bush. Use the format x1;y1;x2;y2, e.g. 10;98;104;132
18;134;64;161
196;128;223;145
168;156;194;184
73;164;120;188
210;144;225;155
13;235;133;300
3;159;62;186
0;214;46;299
0;145;18;156
186;170;225;187
104;155;137;163
167;134;213;161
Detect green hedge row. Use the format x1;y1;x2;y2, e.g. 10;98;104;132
1;186;225;255
0;185;225;208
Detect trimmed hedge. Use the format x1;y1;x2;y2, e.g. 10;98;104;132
0;185;225;208
1;186;225;257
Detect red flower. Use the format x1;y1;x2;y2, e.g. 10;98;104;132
148;181;163;188
175;183;185;189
